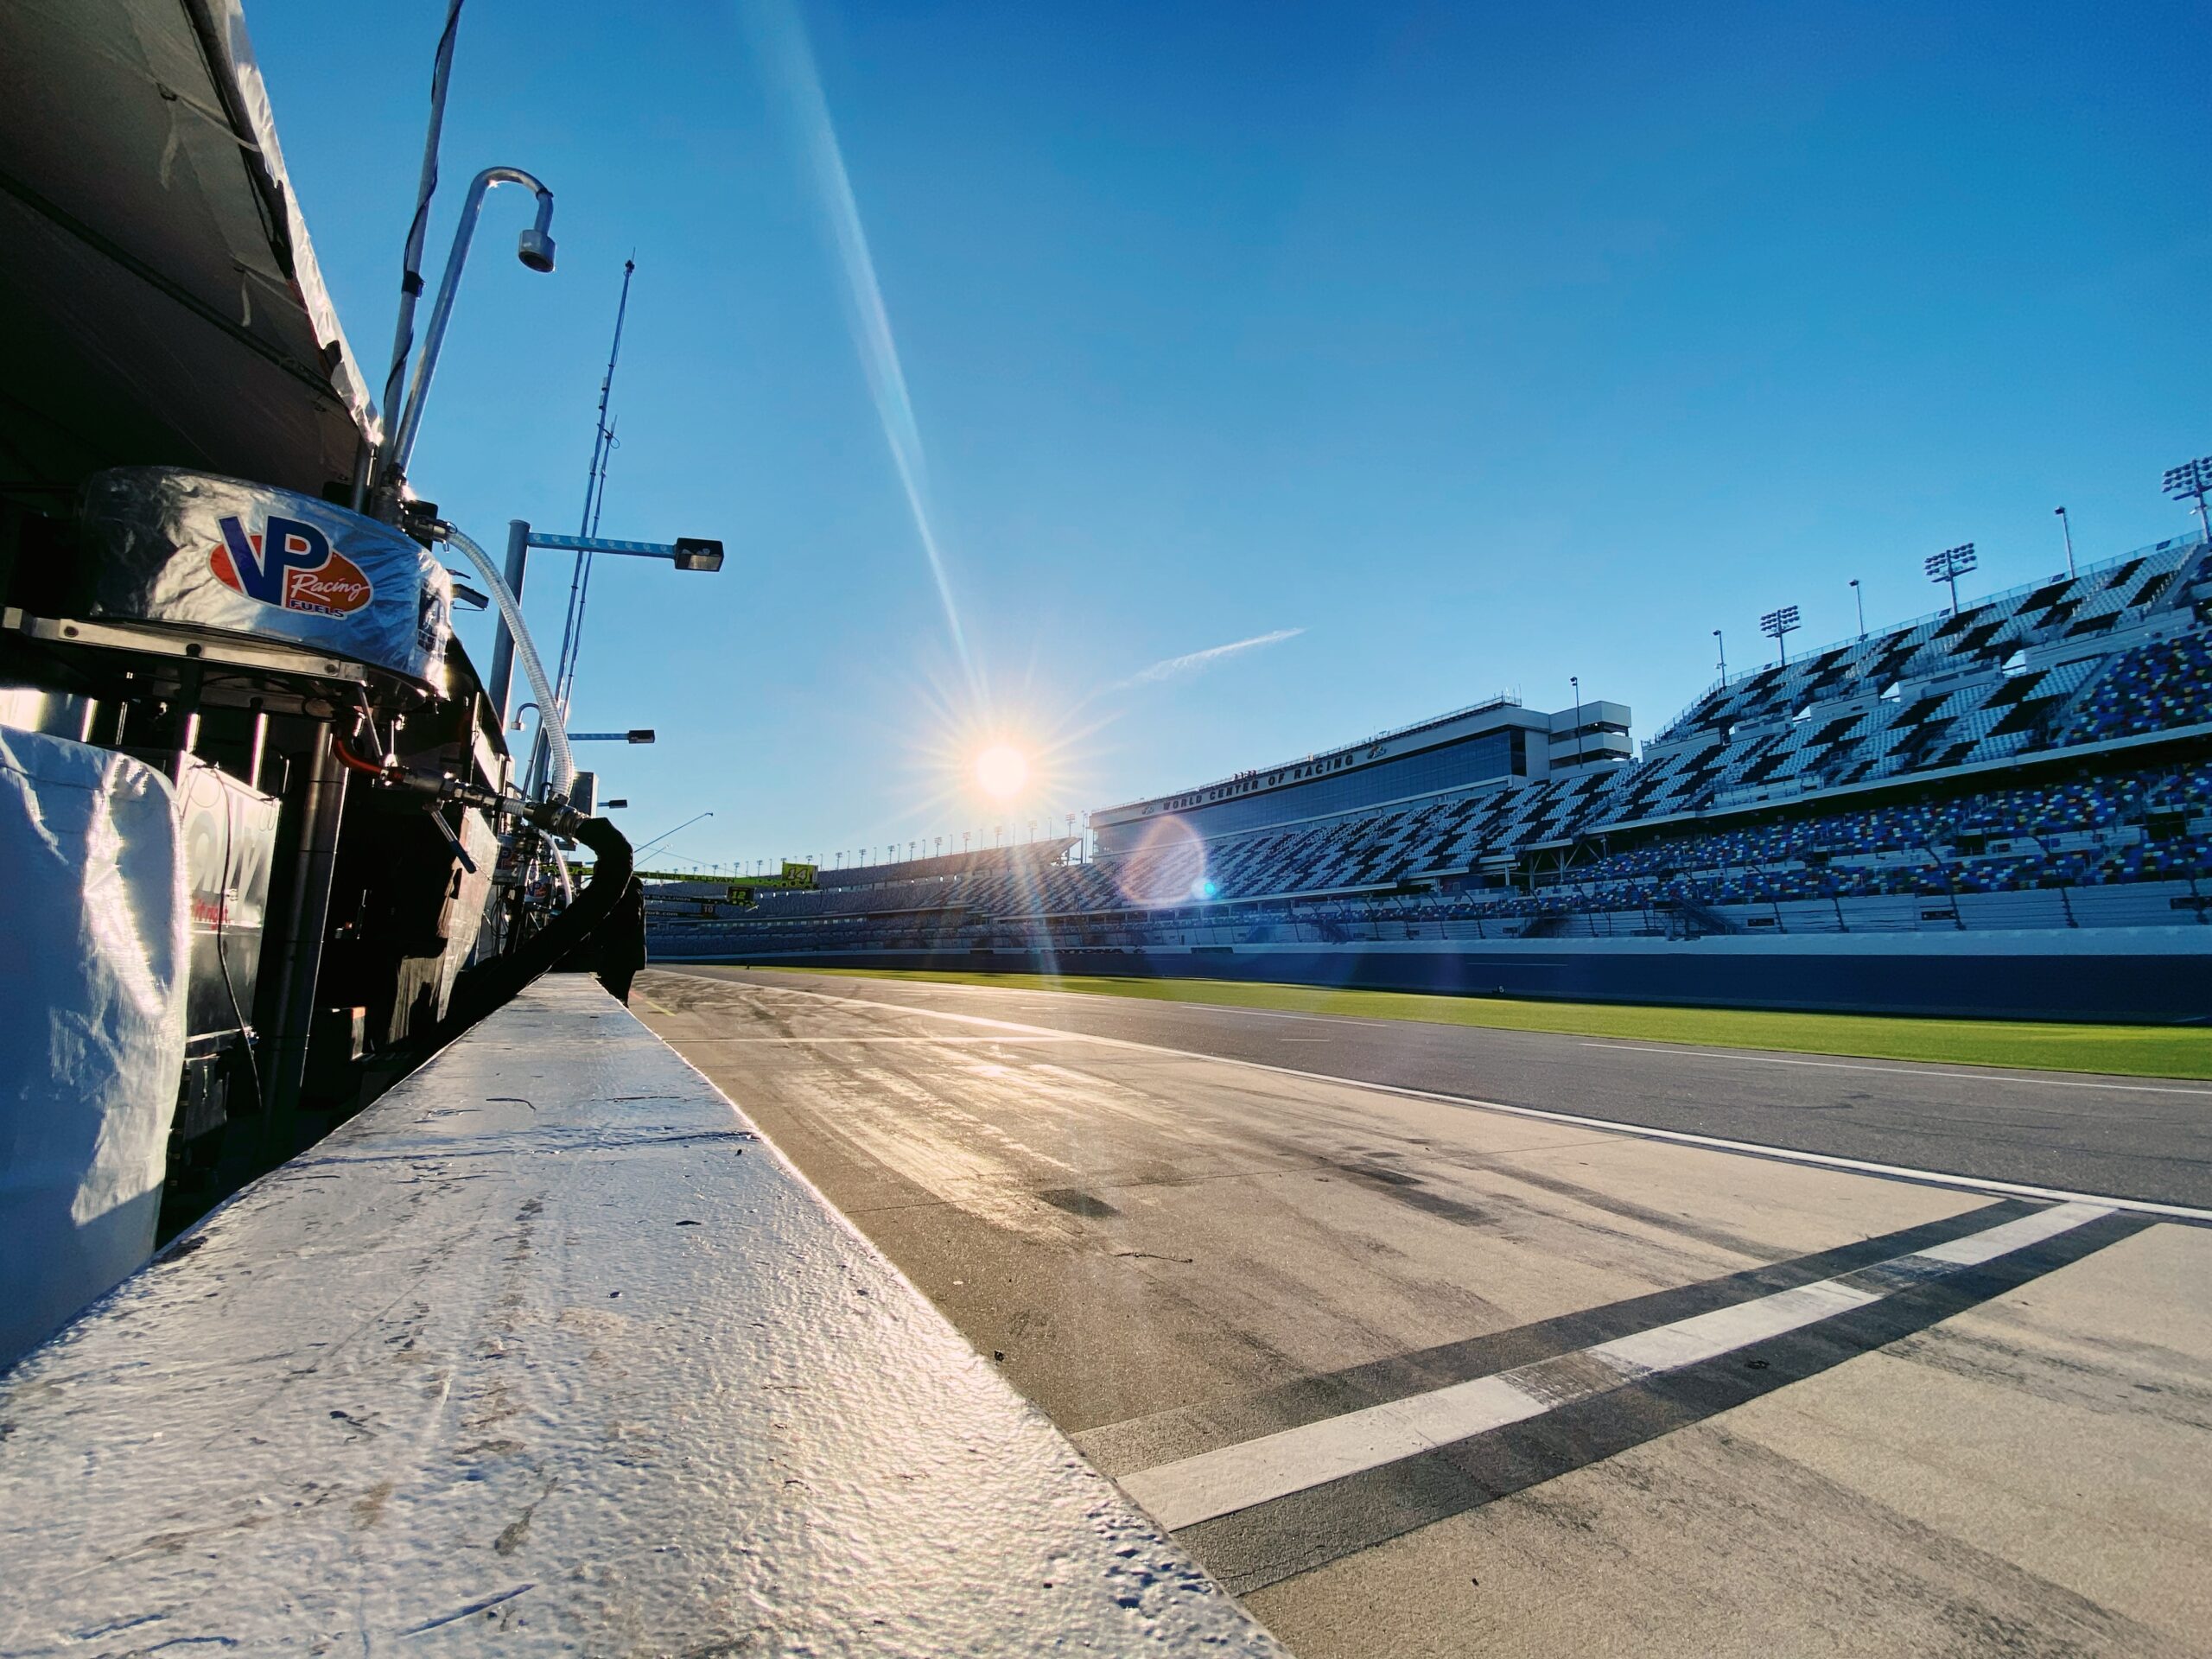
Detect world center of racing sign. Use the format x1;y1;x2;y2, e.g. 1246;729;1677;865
78;467;452;688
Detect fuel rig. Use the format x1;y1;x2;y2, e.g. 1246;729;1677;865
0;1;641;1363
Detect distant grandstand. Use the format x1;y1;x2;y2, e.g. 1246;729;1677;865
652;524;2212;1020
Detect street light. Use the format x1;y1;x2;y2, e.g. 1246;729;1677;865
1924;543;1977;615
484;519;725;747
2163;457;2212;542
2055;506;2076;579
1760;605;1801;666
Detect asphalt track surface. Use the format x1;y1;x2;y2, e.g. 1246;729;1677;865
639;967;2212;1658
664;965;2212;1209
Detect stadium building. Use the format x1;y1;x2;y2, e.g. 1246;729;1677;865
651;524;2212;1020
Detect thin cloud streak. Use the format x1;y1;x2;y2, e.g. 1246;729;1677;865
1117;628;1305;690
747;1;978;694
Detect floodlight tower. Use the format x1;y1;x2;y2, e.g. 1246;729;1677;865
1924;543;1977;615
1760;605;1801;666
2164;456;2212;543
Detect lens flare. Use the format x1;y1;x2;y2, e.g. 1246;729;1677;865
1115;815;1210;908
976;743;1028;800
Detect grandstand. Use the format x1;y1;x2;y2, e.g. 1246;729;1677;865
651;526;2212;1019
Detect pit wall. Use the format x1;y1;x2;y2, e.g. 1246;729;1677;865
652;928;2212;1024
0;978;1282;1657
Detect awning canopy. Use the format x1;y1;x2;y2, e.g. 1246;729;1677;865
0;0;378;509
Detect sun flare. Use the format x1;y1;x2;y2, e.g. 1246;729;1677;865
974;742;1029;801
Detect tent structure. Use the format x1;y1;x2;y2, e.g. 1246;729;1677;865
0;0;377;509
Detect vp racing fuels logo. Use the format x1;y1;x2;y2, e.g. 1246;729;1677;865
208;513;374;617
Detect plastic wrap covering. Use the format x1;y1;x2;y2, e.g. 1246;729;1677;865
78;467;452;689
177;762;280;1043
0;728;188;1370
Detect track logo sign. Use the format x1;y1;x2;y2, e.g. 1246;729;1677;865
209;512;374;617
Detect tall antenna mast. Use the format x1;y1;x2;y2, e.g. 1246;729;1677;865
365;0;466;510
531;258;635;794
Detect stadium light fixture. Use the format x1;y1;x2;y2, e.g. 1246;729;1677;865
1759;605;1802;666
1924;543;1977;615
384;167;558;490
2164;457;2212;542
2055;506;2075;579
1713;628;1726;688
1849;579;1865;640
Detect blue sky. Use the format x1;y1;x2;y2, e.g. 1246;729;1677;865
251;1;2209;873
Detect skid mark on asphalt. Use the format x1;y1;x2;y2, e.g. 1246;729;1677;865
1106;1201;2146;1590
653;969;2212;1223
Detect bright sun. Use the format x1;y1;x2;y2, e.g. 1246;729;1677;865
975;742;1029;800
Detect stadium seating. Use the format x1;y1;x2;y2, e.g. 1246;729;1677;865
650;534;2212;959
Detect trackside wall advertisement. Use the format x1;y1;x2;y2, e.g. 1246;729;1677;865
79;467;451;687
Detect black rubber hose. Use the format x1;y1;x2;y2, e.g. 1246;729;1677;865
414;814;635;1053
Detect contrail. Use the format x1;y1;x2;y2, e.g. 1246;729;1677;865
1118;628;1305;690
746;1;976;690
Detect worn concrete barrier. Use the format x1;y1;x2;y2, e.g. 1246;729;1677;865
0;977;1280;1656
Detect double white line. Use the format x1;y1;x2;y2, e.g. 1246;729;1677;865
1119;1201;2113;1533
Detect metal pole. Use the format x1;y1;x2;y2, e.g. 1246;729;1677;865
486;518;528;734
2056;506;2075;578
1850;579;1865;639
1714;629;1726;688
372;0;466;507
385;166;556;483
260;728;349;1148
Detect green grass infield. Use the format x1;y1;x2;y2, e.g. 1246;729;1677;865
745;966;2212;1080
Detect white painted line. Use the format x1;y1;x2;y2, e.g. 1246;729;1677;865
1588;1277;1881;1377
652;973;2212;1225
1117;1200;2113;1531
1576;1042;2212;1098
1909;1199;2115;1266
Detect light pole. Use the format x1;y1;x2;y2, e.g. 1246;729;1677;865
1760;605;1801;667
2055;506;2076;578
1569;675;1582;767
1849;578;1865;639
1924;543;1977;616
1713;628;1726;689
567;729;656;745
381;166;556;495
2163;457;2212;543
483;521;724;772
